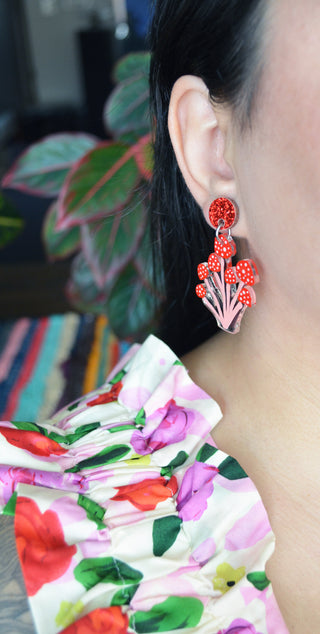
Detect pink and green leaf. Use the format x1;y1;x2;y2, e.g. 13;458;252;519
0;193;24;249
42;201;81;260
104;74;150;140
2;133;97;197
106;263;157;340
133;134;153;180
112;52;150;84
66;253;111;315
81;194;147;288
57;142;141;229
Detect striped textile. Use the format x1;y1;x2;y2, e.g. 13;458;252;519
0;313;130;422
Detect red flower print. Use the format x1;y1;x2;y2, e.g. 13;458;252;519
111;475;178;511
0;426;67;457
15;496;77;596
61;607;129;634
87;382;123;407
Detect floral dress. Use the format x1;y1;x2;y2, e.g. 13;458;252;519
0;335;288;634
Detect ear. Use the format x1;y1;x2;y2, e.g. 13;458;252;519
168;75;237;223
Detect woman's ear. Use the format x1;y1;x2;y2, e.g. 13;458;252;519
168;75;237;219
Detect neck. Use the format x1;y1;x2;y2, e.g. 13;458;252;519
234;291;320;438
186;290;320;460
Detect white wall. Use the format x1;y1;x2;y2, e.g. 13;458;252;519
22;1;88;106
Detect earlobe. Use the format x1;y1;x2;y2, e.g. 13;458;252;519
168;75;236;216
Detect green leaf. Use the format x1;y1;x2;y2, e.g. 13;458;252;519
196;443;218;463
81;193;147;288
111;584;139;606
2;133;97;197
160;451;188;478
113;52;150;84
135;408;146;427
0;193;24;249
131;596;204;633
105;74;150;141
152;516;182;557
78;494;106;529
107;263;157;340
218;456;248;480
58;142;140;229
74;557;143;590
65;444;131;472
247;571;270;591
3;491;17;516
42;201;81;260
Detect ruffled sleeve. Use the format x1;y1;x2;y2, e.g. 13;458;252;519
0;335;288;634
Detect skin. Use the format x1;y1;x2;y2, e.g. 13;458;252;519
1;2;320;632
169;0;320;631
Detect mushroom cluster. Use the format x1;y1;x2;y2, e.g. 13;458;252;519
195;235;259;334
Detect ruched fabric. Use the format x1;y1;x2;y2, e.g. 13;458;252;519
0;335;288;633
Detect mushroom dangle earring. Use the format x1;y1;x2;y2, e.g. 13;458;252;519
195;197;259;334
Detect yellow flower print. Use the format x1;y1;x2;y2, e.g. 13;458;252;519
213;562;246;594
55;600;84;628
125;453;151;466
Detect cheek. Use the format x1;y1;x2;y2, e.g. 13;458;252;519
234;128;320;312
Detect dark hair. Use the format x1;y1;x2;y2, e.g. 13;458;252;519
149;0;268;356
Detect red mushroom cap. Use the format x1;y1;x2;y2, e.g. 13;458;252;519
224;267;237;284
238;287;256;307
197;263;209;280
235;259;259;286
214;235;236;259
195;284;206;298
208;252;221;272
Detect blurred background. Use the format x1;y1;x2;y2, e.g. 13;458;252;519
0;0;152;318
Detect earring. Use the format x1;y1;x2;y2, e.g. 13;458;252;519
195;197;259;334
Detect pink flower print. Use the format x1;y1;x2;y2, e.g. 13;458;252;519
191;538;216;566
177;461;218;521
224;501;271;551
218;619;263;633
131;398;196;455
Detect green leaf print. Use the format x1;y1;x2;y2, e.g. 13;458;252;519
160;451;188;478
196;443;218;463
68;400;81;411
152;515;182;557
111;583;139;606
173;359;183;366
74;557;143;590
12;420;46;435
65;444;131;472
247;571;270;591
131;596;204;632
2;491;17;516
110;368;127;385
108;424;136;434
78;494;106;529
218;455;247;480
135;407;146;427
48;422;101;445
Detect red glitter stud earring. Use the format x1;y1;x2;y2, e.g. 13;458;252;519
195;197;259;334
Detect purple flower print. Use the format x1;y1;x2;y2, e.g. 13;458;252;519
131;398;196;455
176;461;218;521
218;619;263;634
